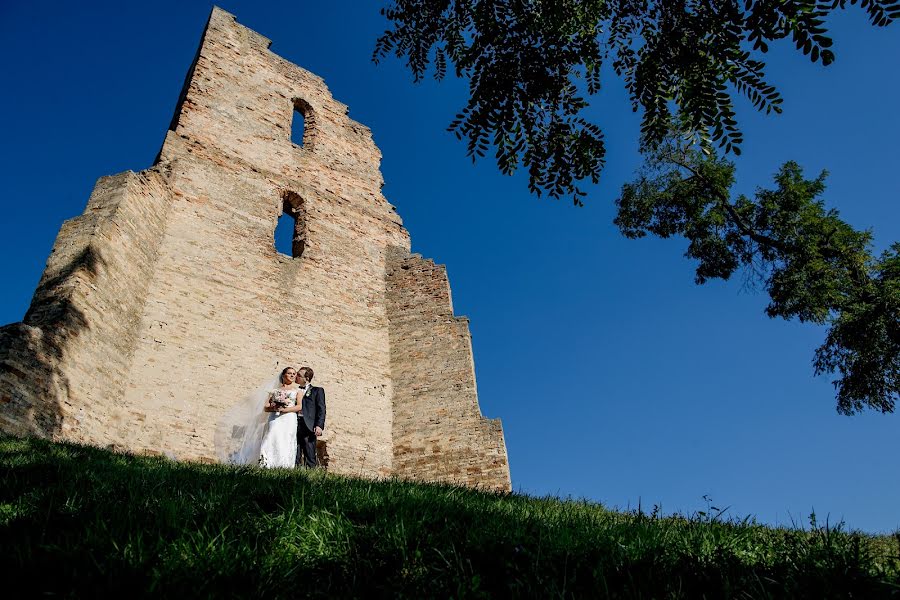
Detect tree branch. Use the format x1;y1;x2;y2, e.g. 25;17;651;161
664;154;795;255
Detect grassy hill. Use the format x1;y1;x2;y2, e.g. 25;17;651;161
1;435;897;598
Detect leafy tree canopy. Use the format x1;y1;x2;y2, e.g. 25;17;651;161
616;139;899;414
375;0;899;202
374;1;900;413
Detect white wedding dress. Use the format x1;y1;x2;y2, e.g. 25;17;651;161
258;388;299;468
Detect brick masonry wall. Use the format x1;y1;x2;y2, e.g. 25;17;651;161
0;7;511;491
110;8;408;474
0;170;172;444
387;254;511;492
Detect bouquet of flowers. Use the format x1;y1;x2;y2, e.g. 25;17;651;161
269;390;291;410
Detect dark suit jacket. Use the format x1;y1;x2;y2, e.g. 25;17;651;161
298;385;326;432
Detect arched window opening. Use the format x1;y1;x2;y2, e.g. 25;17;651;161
291;110;305;147
291;98;312;148
274;191;306;258
274;211;295;256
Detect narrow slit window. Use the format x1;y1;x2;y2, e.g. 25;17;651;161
291;108;305;147
274;192;306;258
291;99;311;148
274;210;295;256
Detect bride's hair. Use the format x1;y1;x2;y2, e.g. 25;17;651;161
280;366;296;384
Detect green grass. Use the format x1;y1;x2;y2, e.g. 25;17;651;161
1;435;897;598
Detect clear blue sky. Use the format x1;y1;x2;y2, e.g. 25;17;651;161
1;1;897;533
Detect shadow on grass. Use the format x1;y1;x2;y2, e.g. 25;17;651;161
1;435;898;599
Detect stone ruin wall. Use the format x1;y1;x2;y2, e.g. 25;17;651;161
387;255;510;486
0;171;172;447
0;8;511;492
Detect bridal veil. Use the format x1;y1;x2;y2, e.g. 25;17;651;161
214;376;278;465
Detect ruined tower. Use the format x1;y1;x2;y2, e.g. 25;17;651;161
0;8;511;491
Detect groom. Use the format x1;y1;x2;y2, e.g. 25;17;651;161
295;366;326;468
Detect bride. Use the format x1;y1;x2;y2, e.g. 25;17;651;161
214;367;303;468
258;367;304;468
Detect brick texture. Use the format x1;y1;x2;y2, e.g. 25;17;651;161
387;253;511;490
0;7;510;491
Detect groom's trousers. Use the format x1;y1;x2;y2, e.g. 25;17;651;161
297;420;318;468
